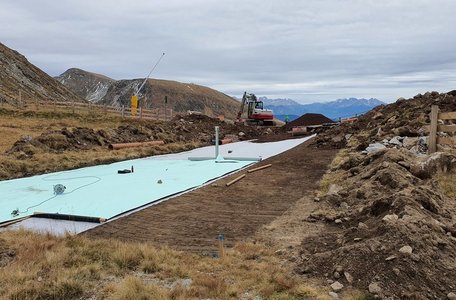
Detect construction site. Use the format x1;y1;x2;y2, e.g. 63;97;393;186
1;8;456;297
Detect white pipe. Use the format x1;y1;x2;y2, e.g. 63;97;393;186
215;126;220;158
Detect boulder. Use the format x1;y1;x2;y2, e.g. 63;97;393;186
382;214;399;222
330;281;344;292
389;136;402;146
365;143;386;153
399;245;413;254
368;282;382;294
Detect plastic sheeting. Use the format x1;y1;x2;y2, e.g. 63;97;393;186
0;135;313;226
0;159;255;224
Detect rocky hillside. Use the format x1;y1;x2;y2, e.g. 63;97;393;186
55;68;114;102
56;68;241;119
0;43;82;105
299;90;456;298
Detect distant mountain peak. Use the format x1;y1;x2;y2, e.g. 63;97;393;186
259;96;301;106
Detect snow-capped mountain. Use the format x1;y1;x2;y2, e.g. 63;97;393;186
263;97;385;120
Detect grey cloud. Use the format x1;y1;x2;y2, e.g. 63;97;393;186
1;0;456;103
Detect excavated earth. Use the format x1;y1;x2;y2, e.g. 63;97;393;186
6;114;279;158
294;90;456;299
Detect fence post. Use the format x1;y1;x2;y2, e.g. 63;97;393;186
139;107;142;119
72;100;75;115
429;105;439;154
121;105;125;118
53;99;56;112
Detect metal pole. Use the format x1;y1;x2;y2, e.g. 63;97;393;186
215;126;220;158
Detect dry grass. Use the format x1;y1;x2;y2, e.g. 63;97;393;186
0;105;126;152
0;140;202;180
317;149;347;197
0;230;329;299
0;105;205;180
436;170;456;200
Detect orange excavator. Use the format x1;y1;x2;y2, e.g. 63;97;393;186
236;92;274;126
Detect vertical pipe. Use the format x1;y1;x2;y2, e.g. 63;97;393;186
215;126;219;158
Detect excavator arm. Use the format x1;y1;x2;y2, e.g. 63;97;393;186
236;91;248;121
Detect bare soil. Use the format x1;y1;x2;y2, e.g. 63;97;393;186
85;140;337;253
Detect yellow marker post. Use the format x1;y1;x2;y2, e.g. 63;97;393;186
131;95;138;116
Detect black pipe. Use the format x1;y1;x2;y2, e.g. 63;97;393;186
32;213;105;223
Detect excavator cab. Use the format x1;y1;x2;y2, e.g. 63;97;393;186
236;92;273;126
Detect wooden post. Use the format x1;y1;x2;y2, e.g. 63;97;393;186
247;164;272;173
139;107;142;119
53;99;56;112
429;105;439;154
121;105;125;118
217;234;225;258
72;100;75;115
226;174;246;186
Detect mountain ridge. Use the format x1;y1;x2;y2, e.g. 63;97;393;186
56;68;241;119
261;96;385;120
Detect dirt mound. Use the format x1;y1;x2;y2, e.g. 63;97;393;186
295;90;456;298
298;148;456;298
284;113;334;130
6;114;278;158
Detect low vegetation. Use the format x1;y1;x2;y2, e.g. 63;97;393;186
0;230;329;299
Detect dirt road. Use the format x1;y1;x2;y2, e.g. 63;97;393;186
85;139;337;252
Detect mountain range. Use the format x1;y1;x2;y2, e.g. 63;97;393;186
260;97;385;121
0;41;385;121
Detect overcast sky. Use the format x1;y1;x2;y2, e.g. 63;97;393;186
1;0;456;103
